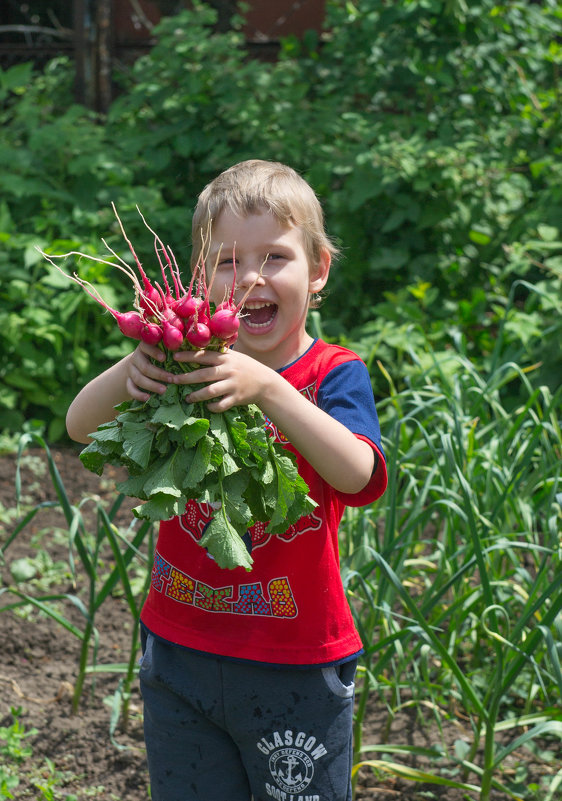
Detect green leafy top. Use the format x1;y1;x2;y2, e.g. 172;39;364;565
80;379;316;571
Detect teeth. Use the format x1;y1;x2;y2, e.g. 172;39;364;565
242;301;277;328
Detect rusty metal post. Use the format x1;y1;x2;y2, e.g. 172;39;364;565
97;0;113;113
73;0;97;109
73;0;86;105
74;0;113;112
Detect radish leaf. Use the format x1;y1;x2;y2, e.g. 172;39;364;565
80;354;317;570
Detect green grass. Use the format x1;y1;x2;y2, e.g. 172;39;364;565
342;344;562;800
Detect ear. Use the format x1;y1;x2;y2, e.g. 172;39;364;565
309;247;331;295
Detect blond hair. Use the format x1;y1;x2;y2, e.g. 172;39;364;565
191;160;337;305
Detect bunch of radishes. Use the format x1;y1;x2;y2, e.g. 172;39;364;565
41;205;250;354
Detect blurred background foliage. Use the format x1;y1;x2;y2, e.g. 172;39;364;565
0;0;561;441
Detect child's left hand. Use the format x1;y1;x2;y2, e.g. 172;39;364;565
172;349;274;412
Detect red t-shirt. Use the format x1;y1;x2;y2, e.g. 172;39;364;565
140;339;387;665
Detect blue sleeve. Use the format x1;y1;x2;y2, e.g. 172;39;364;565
316;361;384;459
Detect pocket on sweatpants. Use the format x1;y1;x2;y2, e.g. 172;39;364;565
138;631;154;672
320;658;357;699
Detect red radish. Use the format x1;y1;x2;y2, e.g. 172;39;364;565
35;259;148;342
207;251;267;342
160;306;184;330
136;206;184;307
140;323;163;345
216;244;238;313
108;202;166;314
175;294;205;320
215;300;236;313
44;235;159;321
162;320;185;350
155;247;176;307
166;244;185;301
209;308;240;339
186;322;212;349
196;310;211;328
116;311;145;340
40;208;273;356
139;284;163;314
169;314;185;331
173;250;209;320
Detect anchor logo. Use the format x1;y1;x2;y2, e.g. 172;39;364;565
269;748;314;794
277;754;303;786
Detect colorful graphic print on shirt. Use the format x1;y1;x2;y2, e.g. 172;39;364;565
150;549;298;618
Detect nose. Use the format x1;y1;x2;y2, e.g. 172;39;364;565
236;261;266;289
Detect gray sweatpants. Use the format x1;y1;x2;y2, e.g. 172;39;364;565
139;629;357;801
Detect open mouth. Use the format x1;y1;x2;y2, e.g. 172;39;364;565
242;301;278;329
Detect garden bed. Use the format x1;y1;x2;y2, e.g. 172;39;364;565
0;448;554;800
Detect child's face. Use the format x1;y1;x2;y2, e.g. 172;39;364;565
207;209;330;369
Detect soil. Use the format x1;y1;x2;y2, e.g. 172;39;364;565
0;448;551;800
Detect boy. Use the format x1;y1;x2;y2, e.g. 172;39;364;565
66;160;387;801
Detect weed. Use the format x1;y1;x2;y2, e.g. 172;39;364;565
0;708;82;800
0;707;36;762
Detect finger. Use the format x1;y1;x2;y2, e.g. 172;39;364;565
126;377;151;402
174;349;222;366
129;364;171;395
138;342;166;362
186;378;231;403
131;352;175;382
132;354;168;377
178;365;223;385
186;385;218;403
205;397;235;413
131;368;172;390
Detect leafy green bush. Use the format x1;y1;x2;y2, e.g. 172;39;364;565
0;0;560;438
0;59;133;440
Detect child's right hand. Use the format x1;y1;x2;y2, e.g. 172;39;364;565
126;342;175;401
